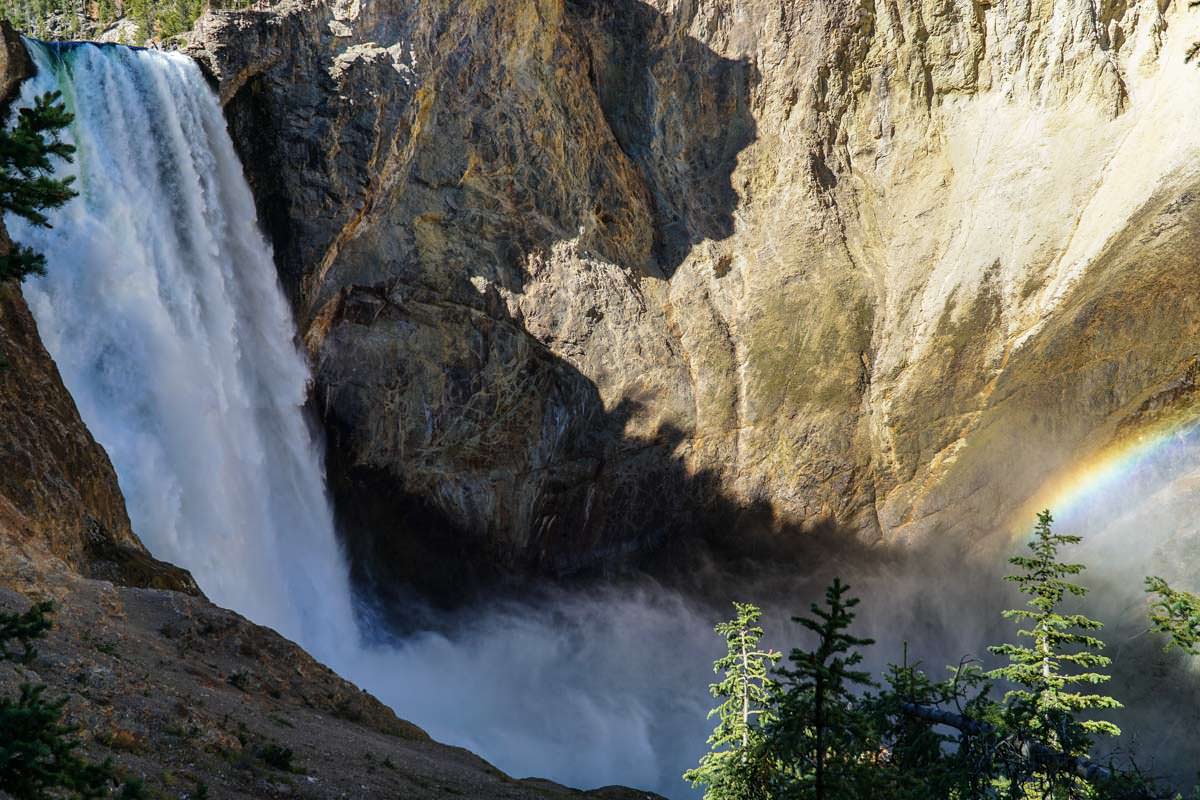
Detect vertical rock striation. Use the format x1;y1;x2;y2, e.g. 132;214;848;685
188;0;1200;598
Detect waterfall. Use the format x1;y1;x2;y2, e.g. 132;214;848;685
10;41;358;659
6;40;717;798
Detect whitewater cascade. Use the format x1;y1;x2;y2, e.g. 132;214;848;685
11;41;358;659
7;40;725;797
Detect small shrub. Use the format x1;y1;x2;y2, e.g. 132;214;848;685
0;600;116;799
0;600;53;662
116;778;149;799
226;670;251;691
258;743;297;773
101;728;143;753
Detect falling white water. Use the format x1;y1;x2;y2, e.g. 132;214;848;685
11;41;358;658
6;41;716;798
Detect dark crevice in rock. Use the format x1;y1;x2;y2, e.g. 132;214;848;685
565;0;759;275
224;72;298;301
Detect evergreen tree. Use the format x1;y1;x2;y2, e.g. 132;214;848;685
0;599;52;662
865;653;1003;800
0;684;113;799
0;601;115;799
765;579;877;800
1145;577;1200;655
988;511;1121;797
0;89;76;283
686;602;782;800
96;0;116;26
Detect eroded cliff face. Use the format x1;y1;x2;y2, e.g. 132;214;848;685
188;0;1200;597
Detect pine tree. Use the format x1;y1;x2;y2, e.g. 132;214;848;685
686;602;782;800
988;510;1121;797
765;579;877;800
0;89;76;283
0;601;115;799
0;684;113;799
0;599;52;662
125;0;153;41
864;651;1002;800
1145;577;1200;655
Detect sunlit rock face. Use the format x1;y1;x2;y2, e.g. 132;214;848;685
188;0;1200;598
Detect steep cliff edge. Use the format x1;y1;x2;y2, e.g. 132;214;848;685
188;0;1200;597
0;282;201;592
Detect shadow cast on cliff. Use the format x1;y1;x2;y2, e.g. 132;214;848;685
339;378;1200;794
293;0;762;615
566;0;758;276
303;0;1009;640
330;325;1011;645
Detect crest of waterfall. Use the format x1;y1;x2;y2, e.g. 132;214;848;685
10;40;359;659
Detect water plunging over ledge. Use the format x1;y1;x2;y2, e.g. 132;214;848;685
7;40;719;798
12;40;359;657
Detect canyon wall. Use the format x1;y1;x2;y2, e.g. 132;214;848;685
188;0;1200;598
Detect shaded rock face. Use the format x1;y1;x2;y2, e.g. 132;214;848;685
189;0;1200;599
187;0;736;603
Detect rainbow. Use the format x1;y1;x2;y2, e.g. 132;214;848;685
1012;413;1200;542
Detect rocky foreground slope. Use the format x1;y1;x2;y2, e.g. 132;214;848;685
0;557;655;799
183;0;1200;601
